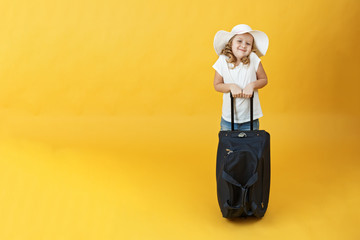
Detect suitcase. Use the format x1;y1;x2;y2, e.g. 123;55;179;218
216;93;271;218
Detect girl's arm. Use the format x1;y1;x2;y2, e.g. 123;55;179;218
242;62;268;98
213;71;243;97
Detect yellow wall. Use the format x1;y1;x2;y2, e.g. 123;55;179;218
0;0;359;239
1;0;359;117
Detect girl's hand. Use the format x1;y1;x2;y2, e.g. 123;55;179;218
242;83;254;98
230;84;243;98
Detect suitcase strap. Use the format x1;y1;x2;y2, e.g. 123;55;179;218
222;171;258;215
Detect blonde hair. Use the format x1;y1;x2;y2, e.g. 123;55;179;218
220;35;255;69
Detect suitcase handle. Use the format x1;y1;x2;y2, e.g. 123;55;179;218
230;92;254;131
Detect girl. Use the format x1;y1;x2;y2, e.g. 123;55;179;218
212;24;269;131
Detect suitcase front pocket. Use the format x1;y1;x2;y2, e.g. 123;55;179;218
222;150;259;217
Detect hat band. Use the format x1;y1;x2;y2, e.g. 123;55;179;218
233;31;250;34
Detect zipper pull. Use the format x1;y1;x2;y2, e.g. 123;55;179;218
226;149;233;155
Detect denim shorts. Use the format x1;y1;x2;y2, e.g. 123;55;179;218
220;117;259;131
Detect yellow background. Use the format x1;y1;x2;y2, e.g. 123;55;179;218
0;0;359;239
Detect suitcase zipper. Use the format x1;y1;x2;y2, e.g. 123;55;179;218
261;157;265;209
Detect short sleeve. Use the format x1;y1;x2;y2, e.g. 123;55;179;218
212;56;223;77
251;52;261;72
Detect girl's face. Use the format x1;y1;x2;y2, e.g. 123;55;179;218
231;33;254;60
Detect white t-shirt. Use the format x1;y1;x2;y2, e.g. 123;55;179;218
212;52;263;124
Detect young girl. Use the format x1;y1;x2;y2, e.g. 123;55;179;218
212;24;269;131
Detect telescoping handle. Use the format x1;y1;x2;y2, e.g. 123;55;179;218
230;92;254;131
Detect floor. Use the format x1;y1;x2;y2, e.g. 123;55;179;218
0;113;359;239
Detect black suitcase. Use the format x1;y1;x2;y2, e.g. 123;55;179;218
216;93;270;218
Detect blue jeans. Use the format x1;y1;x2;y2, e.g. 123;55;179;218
220;117;259;131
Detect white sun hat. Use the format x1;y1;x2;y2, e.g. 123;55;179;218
213;24;269;58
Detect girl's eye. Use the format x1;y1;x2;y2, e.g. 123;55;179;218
238;40;242;42
247;43;251;45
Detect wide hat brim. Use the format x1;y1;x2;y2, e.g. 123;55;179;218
214;27;269;58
